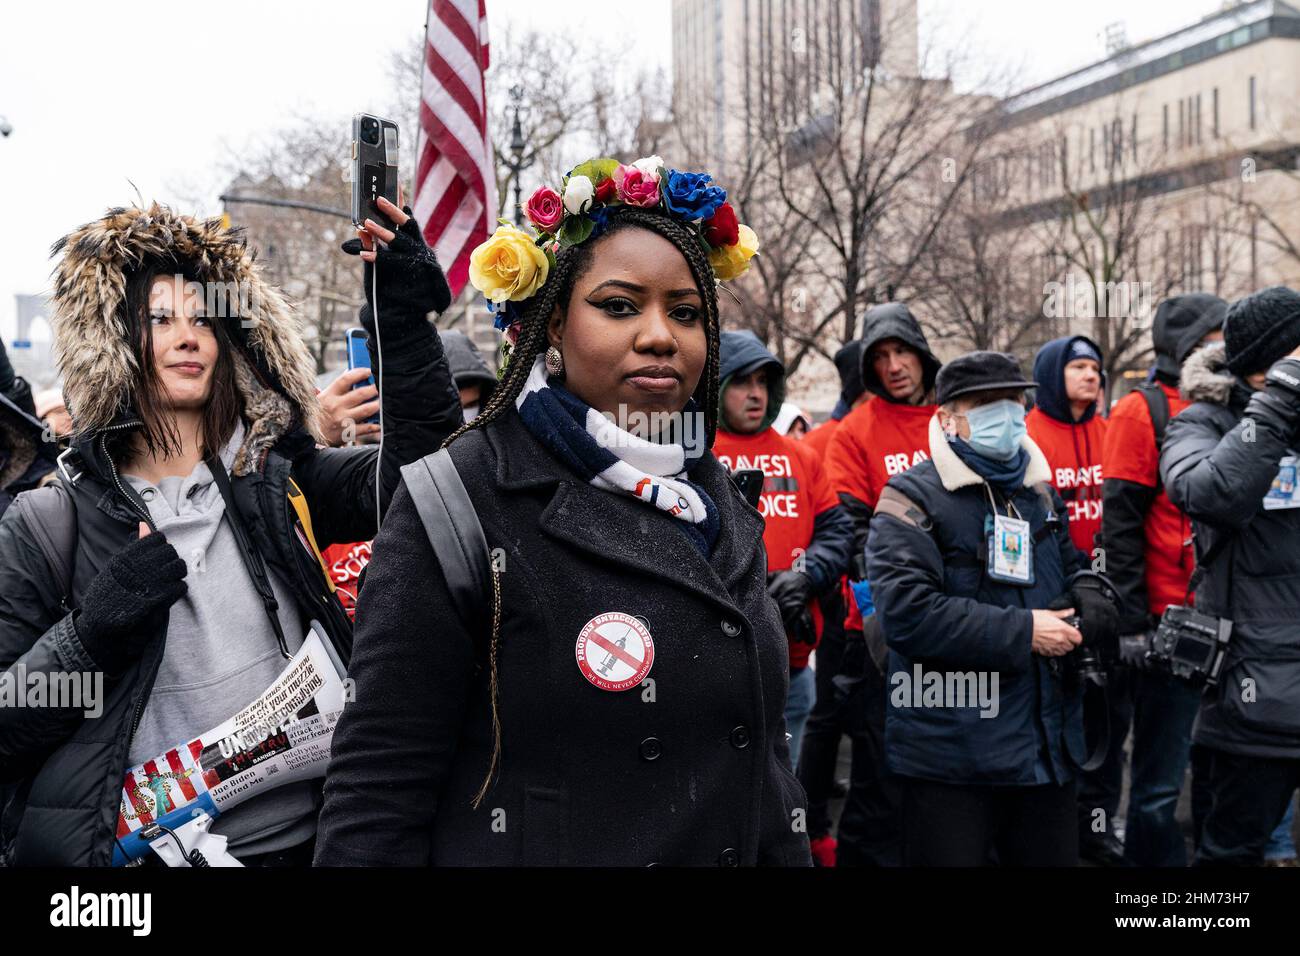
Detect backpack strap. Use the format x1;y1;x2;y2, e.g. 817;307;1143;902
12;480;78;608
1137;382;1171;493
400;447;492;635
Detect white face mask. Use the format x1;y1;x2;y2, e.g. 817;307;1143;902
462;403;480;422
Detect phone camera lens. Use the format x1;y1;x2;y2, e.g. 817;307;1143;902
361;118;381;146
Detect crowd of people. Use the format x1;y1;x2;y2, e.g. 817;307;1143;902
1;154;1298;867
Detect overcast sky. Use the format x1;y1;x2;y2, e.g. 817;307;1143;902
0;0;1224;341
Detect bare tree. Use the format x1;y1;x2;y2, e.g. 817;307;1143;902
903;136;1051;354
218;119;361;374
696;3;1009;379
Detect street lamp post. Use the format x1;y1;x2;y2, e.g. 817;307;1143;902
506;85;533;227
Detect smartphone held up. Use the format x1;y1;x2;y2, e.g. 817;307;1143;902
350;112;400;231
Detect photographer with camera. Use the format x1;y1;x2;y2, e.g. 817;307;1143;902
866;351;1119;865
1161;286;1300;866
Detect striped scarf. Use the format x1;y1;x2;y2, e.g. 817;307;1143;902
515;356;719;556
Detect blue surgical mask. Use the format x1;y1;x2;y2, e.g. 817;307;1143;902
962;400;1026;461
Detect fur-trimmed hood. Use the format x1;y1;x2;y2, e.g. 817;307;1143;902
1180;341;1241;408
926;413;1052;492
49;203;322;474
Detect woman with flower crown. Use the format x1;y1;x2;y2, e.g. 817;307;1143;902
315;156;811;866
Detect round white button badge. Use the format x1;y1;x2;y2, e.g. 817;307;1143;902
575;611;655;692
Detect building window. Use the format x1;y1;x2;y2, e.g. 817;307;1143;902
1131;113;1138;162
1163;103;1169;150
1249;75;1257;130
1212;87;1219;138
1195;93;1202;145
1090;126;1096;171
1179;98;1185;148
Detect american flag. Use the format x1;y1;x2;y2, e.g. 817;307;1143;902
415;0;498;298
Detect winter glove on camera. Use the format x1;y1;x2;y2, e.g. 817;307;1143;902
1065;570;1120;658
75;532;189;674
342;207;452;336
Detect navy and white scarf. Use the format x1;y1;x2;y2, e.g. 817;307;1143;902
515;356;720;556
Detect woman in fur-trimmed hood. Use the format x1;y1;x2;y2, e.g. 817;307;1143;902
0;197;462;866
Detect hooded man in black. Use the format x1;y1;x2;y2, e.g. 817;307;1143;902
1100;293;1225;866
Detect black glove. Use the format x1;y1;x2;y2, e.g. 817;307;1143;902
342;207;452;335
1263;357;1300;399
75;532;188;674
1118;631;1153;669
768;570;813;625
1064;570;1120;658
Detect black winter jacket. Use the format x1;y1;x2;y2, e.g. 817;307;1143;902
0;316;461;865
314;409;813;866
1161;344;1300;759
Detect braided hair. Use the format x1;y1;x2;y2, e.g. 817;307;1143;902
446;205;723;807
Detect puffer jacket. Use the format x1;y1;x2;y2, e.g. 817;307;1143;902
1160;343;1300;759
0;203;462;865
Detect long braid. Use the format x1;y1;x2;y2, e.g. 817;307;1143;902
446;206;723;805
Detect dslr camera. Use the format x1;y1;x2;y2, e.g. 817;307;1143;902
1147;605;1233;687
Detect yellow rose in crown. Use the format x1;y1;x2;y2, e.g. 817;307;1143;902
707;223;760;281
469;224;551;303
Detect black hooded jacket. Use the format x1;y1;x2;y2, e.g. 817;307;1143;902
857;303;942;401
1161;344;1300;758
0;204;462;865
442;330;497;408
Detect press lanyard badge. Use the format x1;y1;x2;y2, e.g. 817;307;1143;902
988;512;1034;585
1263;455;1300;511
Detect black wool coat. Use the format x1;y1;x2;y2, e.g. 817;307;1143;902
315;408;812;867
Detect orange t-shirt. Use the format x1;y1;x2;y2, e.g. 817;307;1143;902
1103;383;1195;617
1026;407;1107;557
801;417;842;459
714;426;838;668
826;396;936;629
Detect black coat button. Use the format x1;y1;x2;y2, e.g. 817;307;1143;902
639;737;662;761
720;618;742;637
730;725;750;749
719;847;740;867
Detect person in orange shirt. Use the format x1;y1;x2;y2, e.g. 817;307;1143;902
802;340;866;459
713;331;852;771
1101;294;1225;866
821;303;942;867
1026;335;1108;559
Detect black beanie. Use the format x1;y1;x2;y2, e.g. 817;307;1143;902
1225;286;1300;375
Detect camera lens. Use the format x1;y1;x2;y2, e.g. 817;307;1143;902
361;118;380;146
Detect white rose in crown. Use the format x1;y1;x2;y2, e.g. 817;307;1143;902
563;175;595;215
632;155;665;177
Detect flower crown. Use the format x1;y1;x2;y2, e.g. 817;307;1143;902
469;156;759;338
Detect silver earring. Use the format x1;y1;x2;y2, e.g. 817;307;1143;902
545;345;565;377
